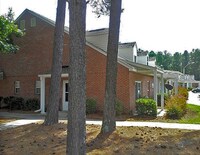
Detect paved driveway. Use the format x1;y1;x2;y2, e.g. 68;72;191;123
187;91;200;105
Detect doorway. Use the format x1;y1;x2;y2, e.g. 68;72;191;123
62;81;69;111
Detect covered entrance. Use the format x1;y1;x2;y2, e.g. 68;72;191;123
38;66;69;114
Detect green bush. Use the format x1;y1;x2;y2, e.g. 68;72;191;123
24;98;40;111
166;94;187;119
187;87;193;91
2;96;25;110
166;106;182;119
2;96;14;108
1;96;39;111
136;98;157;117
0;96;4;108
13;97;25;110
86;98;97;114
115;100;124;116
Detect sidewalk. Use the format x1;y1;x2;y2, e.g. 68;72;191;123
1;111;200;131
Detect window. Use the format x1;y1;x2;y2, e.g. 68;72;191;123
35;81;41;94
14;81;20;94
20;20;25;30
135;81;142;100
31;17;36;27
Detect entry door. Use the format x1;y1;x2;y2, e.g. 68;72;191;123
63;81;69;111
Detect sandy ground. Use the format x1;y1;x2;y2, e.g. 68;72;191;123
0;122;200;155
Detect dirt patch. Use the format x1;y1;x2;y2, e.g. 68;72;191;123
0;122;200;155
0;118;16;124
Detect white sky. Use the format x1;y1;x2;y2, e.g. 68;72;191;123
0;0;200;54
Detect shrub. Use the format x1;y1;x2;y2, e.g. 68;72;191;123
2;96;13;108
178;87;188;99
166;106;182;119
187;87;193;91
1;97;39;111
166;94;187;119
136;98;157;117
0;96;3;102
0;96;3;108
115;100;124;116
164;93;170;101
1;96;25;110
24;98;40;111
86;98;97;114
13;97;25;110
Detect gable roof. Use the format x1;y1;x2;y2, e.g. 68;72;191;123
15;9;70;33
16;9;159;75
118;42;136;48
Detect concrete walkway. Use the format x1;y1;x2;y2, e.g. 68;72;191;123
86;120;200;130
1;111;200;131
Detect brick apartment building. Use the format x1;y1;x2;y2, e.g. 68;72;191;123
0;9;162;114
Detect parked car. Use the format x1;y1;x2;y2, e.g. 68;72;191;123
192;87;200;93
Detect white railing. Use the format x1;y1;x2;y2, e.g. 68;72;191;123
179;74;195;81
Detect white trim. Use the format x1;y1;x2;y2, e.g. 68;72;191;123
38;73;68;78
40;76;45;114
161;73;164;110
153;69;158;103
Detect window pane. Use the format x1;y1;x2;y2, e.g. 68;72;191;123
65;83;68;92
31;17;36;27
36;88;40;94
15;81;20;88
20;20;25;30
65;93;68;102
15;88;20;94
36;81;41;88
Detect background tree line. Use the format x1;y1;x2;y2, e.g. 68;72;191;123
147;49;200;80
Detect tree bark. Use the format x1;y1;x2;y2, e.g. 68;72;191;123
67;0;86;154
44;0;66;125
101;0;122;133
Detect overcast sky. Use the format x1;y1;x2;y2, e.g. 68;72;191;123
0;0;200;54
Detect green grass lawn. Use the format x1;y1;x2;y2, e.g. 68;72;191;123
179;104;200;124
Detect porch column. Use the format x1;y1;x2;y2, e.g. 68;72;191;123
154;69;158;103
174;79;178;95
161;73;164;110
40;76;45;114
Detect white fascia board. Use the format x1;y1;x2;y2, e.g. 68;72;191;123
38;73;69;78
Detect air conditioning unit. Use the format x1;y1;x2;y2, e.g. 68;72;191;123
0;72;4;80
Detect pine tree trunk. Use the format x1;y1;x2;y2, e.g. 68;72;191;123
44;0;66;125
67;0;86;154
101;0;122;133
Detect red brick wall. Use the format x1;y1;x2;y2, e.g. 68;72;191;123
0;10;69;99
86;46;130;112
129;72;154;111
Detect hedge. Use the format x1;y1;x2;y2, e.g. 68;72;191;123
136;98;157;117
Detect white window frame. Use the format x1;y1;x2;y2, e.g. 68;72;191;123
31;17;36;27
14;81;20;94
35;80;41;95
